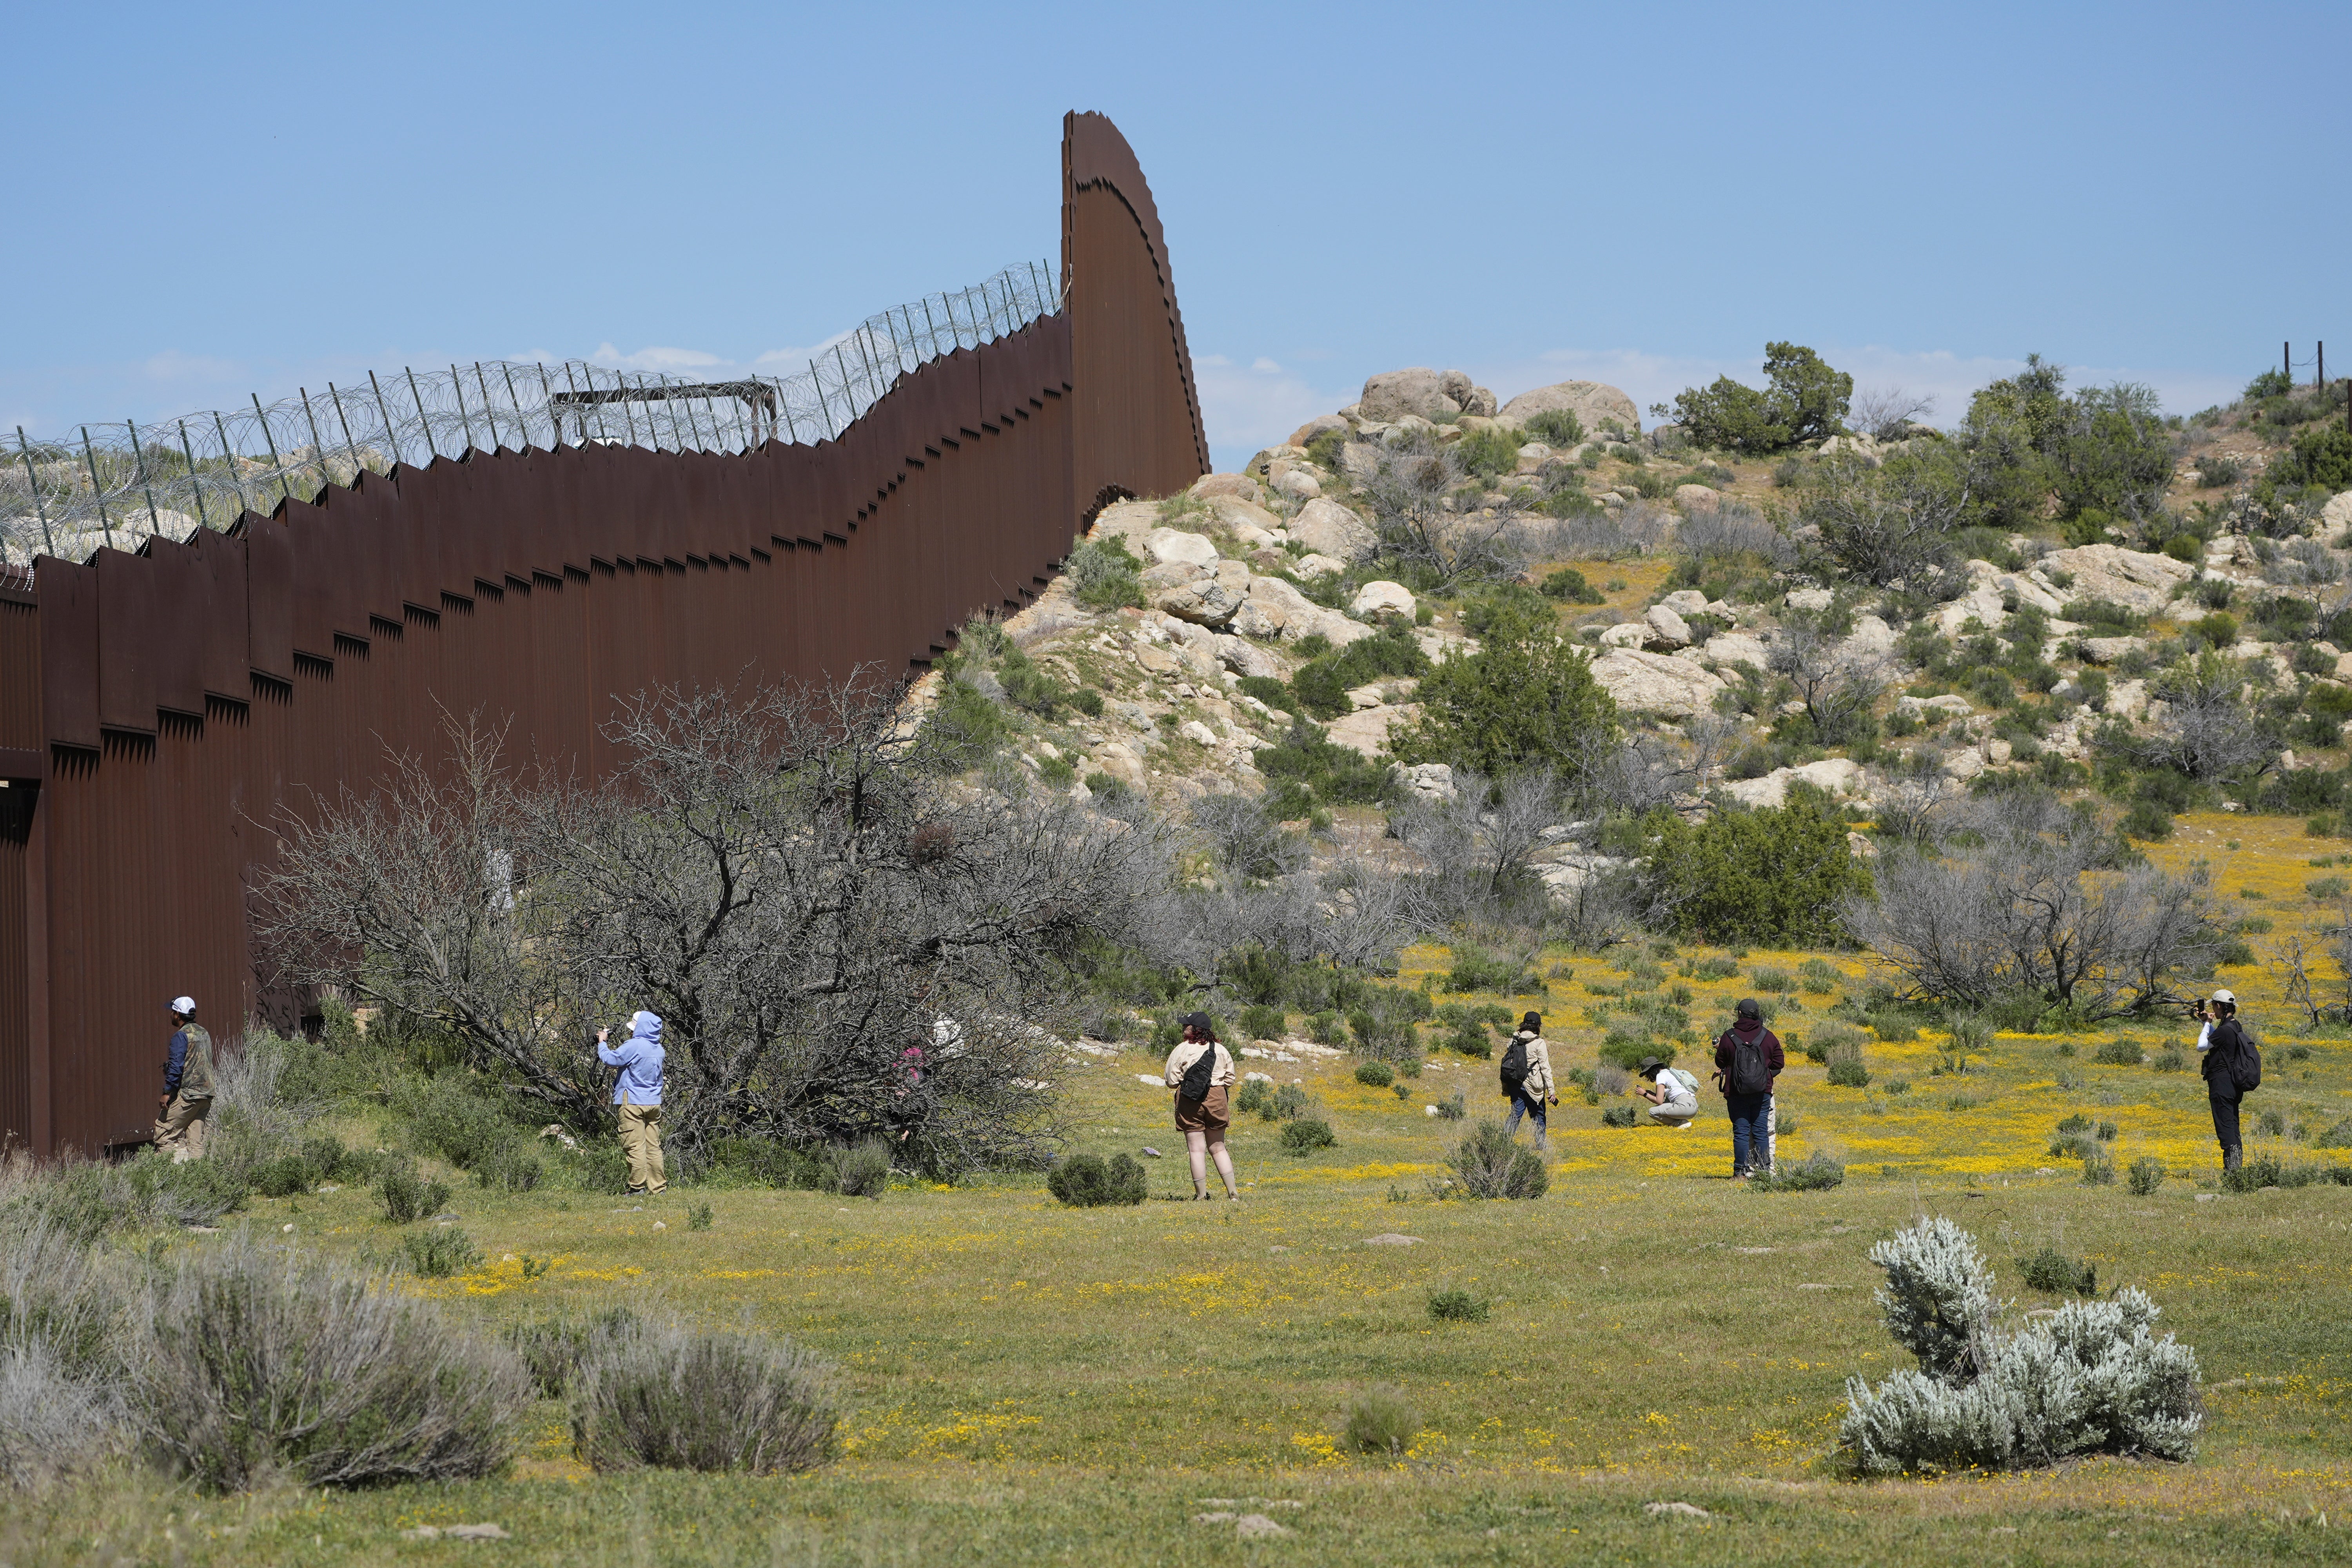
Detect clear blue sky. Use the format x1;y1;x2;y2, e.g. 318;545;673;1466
4;1;2344;472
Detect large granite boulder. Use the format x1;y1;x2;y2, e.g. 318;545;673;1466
1289;498;1378;561
1587;648;1726;718
1359;368;1461;423
2037;543;2197;615
1498;379;1642;438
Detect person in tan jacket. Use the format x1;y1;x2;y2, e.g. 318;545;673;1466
1163;1012;1239;1201
1500;1011;1556;1151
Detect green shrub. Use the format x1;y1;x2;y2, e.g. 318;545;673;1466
1427;1288;1491;1323
1065;532;1146;611
1668;342;1852;453
2314;1117;2352;1149
2152;1045;2188;1073
394;1075;515;1171
1443;1119;1548;1196
1436;1087;1467;1120
701;1137;830;1191
1644;800;1871;947
1389;620;1620;778
398;1226;484;1278
832;1140;892;1200
1343;1384;1421;1457
1287;622;1430;719
572;1322;840;1475
1456;423;1524;479
1272;1083;1309;1121
1521;409;1584;448
1258;716;1397;812
1280;1118;1337;1155
1600;1104;1639;1128
1441;1018;1495;1058
1354;1060;1395;1088
688;1201;713;1232
2127;1157;2166;1196
252;1154;315;1199
503;1305;644;1399
2055;1112;2091;1133
2018;1245;2097;1296
1539;566;1605;603
1750;1152;1844;1191
1046;1153;1149;1207
377;1156;450;1225
142;1235;529;1490
1239;1004;1286;1040
1798;958;1842;994
1234;1079;1271;1118
1826;1046;1871;1088
2081;1149;2116;1185
2265;423;2352;497
1235;674;1290;710
1749;965;1798;993
1694;955;1740;981
2092;1040;2144;1066
474;1140;544;1193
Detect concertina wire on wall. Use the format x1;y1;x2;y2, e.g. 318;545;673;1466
1;258;1063;571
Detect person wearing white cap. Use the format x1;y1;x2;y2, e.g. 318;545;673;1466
2194;989;2255;1172
153;996;215;1162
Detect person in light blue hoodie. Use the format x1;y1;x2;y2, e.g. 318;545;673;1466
596;1011;666;1195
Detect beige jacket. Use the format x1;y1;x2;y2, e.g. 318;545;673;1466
1164;1040;1237;1092
1508;1032;1555;1097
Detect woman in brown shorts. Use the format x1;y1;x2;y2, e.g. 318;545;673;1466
1164;1012;1239;1200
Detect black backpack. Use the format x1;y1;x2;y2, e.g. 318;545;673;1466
1499;1034;1530;1097
2222;1022;2262;1093
1178;1040;1218;1101
1726;1029;1772;1096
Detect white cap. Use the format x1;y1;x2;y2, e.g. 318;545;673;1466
2209;988;2234;1005
169;996;195;1016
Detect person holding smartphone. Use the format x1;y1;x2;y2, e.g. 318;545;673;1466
596;1011;667;1196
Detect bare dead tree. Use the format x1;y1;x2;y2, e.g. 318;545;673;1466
1851;386;1937;440
2139;656;2274;780
1769;617;1891;747
1389;766;1562;920
1847;792;2226;1019
256;677;1177;1176
1357;443;1531;590
1801;460;1967;587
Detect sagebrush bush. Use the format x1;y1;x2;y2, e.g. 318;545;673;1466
2127;1157;2166;1195
503;1304;643;1398
572;1321;840;1475
1600;1104;1638;1128
1426;1288;1490;1324
394;1074;516;1171
2018;1245;2096;1295
2092;1040;2144;1066
1445;1121;1548;1198
831;1140;892;1200
1751;1152;1844;1191
1354;1060;1395;1088
399;1227;483;1278
1046;1154;1148;1208
0;1220;131;1491
1343;1384;1420;1457
140;1235;528;1490
1281;1118;1337;1155
1826;1045;1871;1088
474;1139;543;1194
1840;1217;2201;1475
377;1156;450;1224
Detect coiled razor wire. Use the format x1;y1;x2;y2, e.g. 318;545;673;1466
2;258;1062;570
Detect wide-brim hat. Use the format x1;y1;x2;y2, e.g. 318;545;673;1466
1637;1055;1666;1075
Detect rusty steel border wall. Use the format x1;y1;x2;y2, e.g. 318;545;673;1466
0;110;1205;1155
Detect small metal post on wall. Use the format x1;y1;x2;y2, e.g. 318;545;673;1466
449;367;479;454
16;428;55;556
176;421;206;530
475;364;502;450
2321;342;2327;389
405;368;439;460
127;419;162;536
298;390;331;494
76;427;116;549
325;385;365;478
368;371;402;470
251;394;292;509
809;359;836;439
212;410;251;516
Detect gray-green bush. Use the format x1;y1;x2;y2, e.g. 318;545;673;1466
1046;1153;1148;1207
1444;1120;1548;1198
138;1234;530;1490
571;1321;840;1475
1840;1217;2200;1474
1343;1384;1420;1457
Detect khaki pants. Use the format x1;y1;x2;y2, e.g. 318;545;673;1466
618;1103;666;1193
154;1093;212;1162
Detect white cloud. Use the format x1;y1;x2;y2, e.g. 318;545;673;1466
1191;352;1356;470
142;349;243;383
754;329;856;369
589;343;725;373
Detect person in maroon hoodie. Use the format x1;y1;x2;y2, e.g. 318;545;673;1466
1712;998;1785;1179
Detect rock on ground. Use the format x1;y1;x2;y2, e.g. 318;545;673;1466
1289;497;1378;561
1498;379;1642;437
1143;527;1220;568
1189;472;1261;504
1360;368;1464;422
1719;758;1865;809
2038;543;2196;615
1587;649;1726;718
1323;703;1418;758
1352;580;1416;618
1644;604;1693;649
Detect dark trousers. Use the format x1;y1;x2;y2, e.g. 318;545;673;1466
1727;1091;1772;1175
1503;1089;1547;1145
2209;1090;2241;1169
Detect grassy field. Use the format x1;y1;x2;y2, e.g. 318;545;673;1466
15;811;2352;1565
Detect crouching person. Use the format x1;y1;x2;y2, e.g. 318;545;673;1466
1636;1055;1699;1128
153;996;215;1162
597;1011;667;1196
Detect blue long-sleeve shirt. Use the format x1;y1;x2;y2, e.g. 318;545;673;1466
163;1028;191;1096
597;1012;665;1106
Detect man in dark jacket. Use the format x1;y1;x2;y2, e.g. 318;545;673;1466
154;996;216;1162
1712;998;1784;1179
2197;988;2251;1172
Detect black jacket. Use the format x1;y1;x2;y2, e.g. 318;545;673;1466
2201;1018;2249;1097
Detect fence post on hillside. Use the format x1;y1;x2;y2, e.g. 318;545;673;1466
324;385;360;477
499;363;526;450
175;421;206;531
2320;343;2327;389
475;365;502;450
76;427;116;550
127;419;162;537
2286;341;2292;382
212;410;251;516
16;428;55;557
809;361;836;439
367;372;400;470
251;395;292;510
